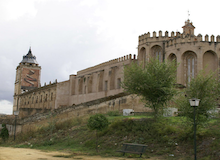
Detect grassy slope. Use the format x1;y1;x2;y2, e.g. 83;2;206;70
1;111;220;160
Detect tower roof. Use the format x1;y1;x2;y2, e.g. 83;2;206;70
182;19;195;35
20;48;38;64
182;19;195;29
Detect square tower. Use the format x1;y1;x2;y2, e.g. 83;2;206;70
13;48;41;113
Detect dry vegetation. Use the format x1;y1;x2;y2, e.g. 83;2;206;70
1;111;220;160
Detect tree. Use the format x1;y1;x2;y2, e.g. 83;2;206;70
121;58;177;118
179;71;220;127
0;124;9;142
87;114;109;152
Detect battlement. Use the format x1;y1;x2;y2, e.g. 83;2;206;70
139;31;220;45
77;54;137;75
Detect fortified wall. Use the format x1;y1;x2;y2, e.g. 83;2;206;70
18;80;57;118
15;53;137;118
68;54;137;108
138;22;220;86
4;19;220;136
0;93;148;136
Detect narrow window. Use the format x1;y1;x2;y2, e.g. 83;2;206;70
187;56;195;83
104;81;108;91
117;78;121;89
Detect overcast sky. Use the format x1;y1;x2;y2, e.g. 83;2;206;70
0;0;220;114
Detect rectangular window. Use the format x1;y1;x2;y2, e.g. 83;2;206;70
117;78;121;89
188;59;191;83
192;58;194;78
104;81;108;91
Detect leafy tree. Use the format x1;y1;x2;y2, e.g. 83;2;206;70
87;114;109;152
121;58;177;118
179;71;220;127
0;124;9;142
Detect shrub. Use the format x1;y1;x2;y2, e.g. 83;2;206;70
0;124;9;142
106;110;121;116
87;114;109;152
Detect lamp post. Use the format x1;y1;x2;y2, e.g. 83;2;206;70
189;98;200;160
13;110;19;141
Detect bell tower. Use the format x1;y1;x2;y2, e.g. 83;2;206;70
182;19;195;35
13;48;41;113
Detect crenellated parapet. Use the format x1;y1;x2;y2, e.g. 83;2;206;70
138;31;220;46
77;54;137;75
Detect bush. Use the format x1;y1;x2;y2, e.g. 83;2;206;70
106;110;121;116
87;114;109;152
87;114;109;131
0;124;9;142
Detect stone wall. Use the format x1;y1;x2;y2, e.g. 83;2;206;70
0;93;149;135
17;82;57;118
138;30;220;86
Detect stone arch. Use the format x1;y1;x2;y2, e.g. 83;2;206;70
88;76;93;93
182;51;197;85
84;86;86;94
151;45;163;62
51;92;53;100
168;53;177;77
203;50;218;76
168;53;177;63
78;78;83;94
110;68;116;90
36;96;38;103
138;47;146;66
98;71;104;92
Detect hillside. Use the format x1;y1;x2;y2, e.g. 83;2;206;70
1;111;220;160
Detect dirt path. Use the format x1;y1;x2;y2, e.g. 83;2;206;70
0;147;158;160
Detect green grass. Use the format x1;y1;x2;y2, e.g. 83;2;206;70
2;113;220;159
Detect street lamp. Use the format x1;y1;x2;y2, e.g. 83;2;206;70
13;110;19;141
189;98;200;160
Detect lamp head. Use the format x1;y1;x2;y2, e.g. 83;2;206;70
14;111;19;116
189;98;200;107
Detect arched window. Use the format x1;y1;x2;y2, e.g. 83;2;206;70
88;76;93;93
187;55;195;83
182;51;197;85
84;86;86;94
203;51;217;76
168;53;177;78
168;53;177;63
139;47;146;66
32;97;34;104
78;78;83;94
151;45;163;62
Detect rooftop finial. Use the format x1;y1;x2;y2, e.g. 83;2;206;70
188;10;190;20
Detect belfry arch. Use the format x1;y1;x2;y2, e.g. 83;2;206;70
168;53;177;63
203;50;218;76
168;53;177;78
182;51;197;85
151;45;163;62
138;47;146;66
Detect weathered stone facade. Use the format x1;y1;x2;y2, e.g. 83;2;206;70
11;19;220;119
138;19;220;87
14;51;137;118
